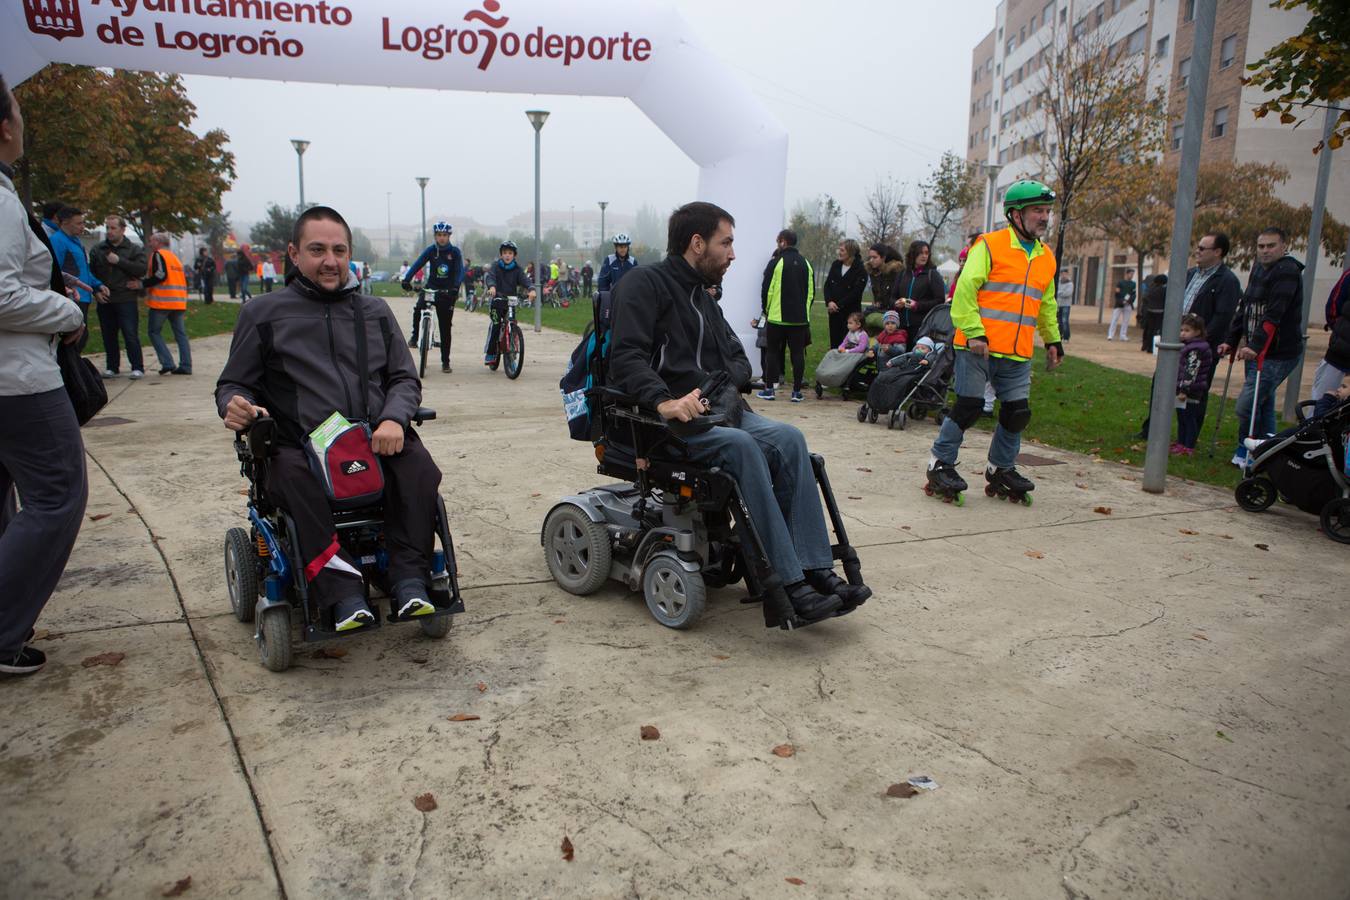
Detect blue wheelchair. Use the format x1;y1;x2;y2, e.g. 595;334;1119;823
224;411;464;671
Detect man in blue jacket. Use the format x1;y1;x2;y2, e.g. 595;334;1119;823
48;206;108;327
402;221;463;373
597;232;637;293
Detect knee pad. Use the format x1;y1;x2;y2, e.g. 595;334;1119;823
949;395;985;429
999;398;1032;433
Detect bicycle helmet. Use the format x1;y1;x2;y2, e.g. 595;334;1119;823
500;240;518;252
433;221;453;235
612;233;631;245
1002;180;1056;214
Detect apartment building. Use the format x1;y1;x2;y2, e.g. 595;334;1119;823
965;0;1346;322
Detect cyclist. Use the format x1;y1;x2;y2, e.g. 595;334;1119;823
462;258;480;311
483;240;536;366
402;221;463;373
597;232;638;293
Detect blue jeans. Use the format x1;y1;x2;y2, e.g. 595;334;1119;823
681;410;833;584
1056;305;1071;341
932;350;1033;469
1233;355;1298;455
148;308;191;373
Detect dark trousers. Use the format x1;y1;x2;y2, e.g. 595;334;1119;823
202;277;214;304
827;306;859;349
266;432;442;605
1141;312;1164;351
1177;401;1202;448
96;301;144;372
765;323;809;392
583;275;592;295
0;389;88;657
484;296;510;359
410;292;456;364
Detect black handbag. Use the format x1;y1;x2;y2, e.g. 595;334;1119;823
57;339;108;426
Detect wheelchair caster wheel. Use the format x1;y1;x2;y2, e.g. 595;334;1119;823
257;606;292;672
419;614;453;639
543;504;613;595
868;409;878;424
643;554;706;629
225;527;259;623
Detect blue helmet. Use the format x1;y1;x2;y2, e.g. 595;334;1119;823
433;221;453;235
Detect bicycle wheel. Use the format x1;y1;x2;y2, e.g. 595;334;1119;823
505;324;525;379
418;317;430;379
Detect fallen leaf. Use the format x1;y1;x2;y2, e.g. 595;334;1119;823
561;835;575;862
856;467;873;473
1093;506;1113;515
885;783;919;798
530;492;541;497
448;713;481;722
712;654;731;660
1216;730;1233;742
1179;529;1199;536
88;513;111;522
1074;482;1089;489
475;681;488;692
786;877;806;886
311;647;347;660
1254;543;1269;551
640;725;661;741
410;656;429;665
162;876;192;897
1024;550;1045;559
31;628;50;641
553;619;566;624
1088;446;1101;454
1191;632;1209;641
901;525;912;530
1121;475;1139;482
413;792;437;812
1217;534;1233;540
847;495;862;500
82;652;125;668
771;743;795;758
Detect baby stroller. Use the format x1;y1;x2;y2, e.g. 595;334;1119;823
857;304;956;429
812;349;877;401
1235;396;1350;543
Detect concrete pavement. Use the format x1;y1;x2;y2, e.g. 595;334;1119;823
2;305;1347;899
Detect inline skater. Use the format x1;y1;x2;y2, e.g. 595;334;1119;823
402;221;463;373
597;233;637;293
483;240;536;366
926;180;1063;505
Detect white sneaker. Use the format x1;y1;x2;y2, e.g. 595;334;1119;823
1243;436;1267;452
129;369;144;380
1230;452;1247;468
102;369;117;378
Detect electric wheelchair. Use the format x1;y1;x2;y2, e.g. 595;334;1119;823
542;292;866;631
224;411;464;672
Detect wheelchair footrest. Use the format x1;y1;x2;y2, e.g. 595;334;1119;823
385;589;464;623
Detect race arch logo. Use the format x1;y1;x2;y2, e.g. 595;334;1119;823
24;0;85;40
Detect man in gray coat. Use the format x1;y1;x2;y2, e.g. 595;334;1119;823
0;75;89;676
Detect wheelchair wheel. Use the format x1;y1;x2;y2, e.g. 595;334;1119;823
257;606;292;672
504;325;525;379
1321;497;1350;544
542;504;612;595
1235;476;1277;512
225;527;259;623
642;554;706;630
420;614;453;639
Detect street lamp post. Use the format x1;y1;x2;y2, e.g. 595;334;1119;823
982;162;1002;234
598;201;608;259
526;110;550;333
386;191;393;263
415;177;430;249
290;139;309;209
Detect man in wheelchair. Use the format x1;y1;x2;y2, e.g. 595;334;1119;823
606;201;871;626
215;206;445;633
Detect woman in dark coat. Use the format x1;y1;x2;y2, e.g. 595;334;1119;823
889;240;946;348
863;242;904;323
823;238;869;347
1140;273;1168;352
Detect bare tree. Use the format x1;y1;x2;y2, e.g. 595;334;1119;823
857;177;909;249
1039;26;1165;274
917;151;985;250
788;194;845;284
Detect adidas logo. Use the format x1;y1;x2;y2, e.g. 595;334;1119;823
342;460;369;475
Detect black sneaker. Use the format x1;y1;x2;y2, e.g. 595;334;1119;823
172;368;191;375
408;338;418;348
785;580;842;620
393;579;436;619
159;367;174;375
806;569;872;610
0;645;47;676
332;595;376;632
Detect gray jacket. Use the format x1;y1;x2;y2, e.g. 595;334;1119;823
0;170;86;397
214;272;422;448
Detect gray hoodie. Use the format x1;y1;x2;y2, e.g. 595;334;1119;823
0;170;86;396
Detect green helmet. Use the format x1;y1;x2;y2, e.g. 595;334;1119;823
1003;179;1056;214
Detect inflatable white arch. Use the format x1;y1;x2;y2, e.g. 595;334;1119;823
4;0;787;358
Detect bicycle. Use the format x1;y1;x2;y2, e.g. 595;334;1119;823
410;286;448;379
486;295;525;379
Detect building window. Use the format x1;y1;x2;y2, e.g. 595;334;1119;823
1220;34;1238;68
1094;3;1104;26
1126;26;1147;55
1019;25;1026;43
1212;106;1229;138
1043;2;1055;27
1007;37;1017;54
1111;0;1121;13
1156;35;1169;58
1180;56;1191;87
982;126;990;141
1172;123;1183;149
1060;6;1067;23
1073;19;1087;39
1184;0;1195;22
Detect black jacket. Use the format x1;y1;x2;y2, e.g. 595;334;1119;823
1326;270;1350;370
760;246;814;325
823;257;868;314
88;237;147;304
1186;264;1241;348
609;254;753;410
1227;255;1305;360
484;259;534;297
888;267;947;327
215;272;421;448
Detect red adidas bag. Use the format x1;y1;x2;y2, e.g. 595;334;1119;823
305;423;384;510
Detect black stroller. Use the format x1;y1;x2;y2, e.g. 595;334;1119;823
857;304;956;430
1235;396;1350;543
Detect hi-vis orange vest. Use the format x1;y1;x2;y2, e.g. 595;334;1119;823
147;249;188;311
954;228;1056;360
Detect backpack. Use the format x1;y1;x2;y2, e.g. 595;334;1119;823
560;292;615;441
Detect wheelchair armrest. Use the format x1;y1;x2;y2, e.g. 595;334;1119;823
241;415;277;459
412;407;437;426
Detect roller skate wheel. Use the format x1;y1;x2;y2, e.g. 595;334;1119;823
985;485;997;497
953;492;965;507
923;483;935;496
1022;494;1033;507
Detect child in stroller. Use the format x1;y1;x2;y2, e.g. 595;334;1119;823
813;311;877;400
858;304;956;429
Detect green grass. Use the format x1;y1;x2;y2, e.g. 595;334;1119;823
81;298;241;358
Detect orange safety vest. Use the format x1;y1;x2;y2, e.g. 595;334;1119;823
147;249;188;311
953;228;1056;360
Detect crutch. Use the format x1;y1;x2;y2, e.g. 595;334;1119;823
1242;355;1266;469
1207;353;1236;457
